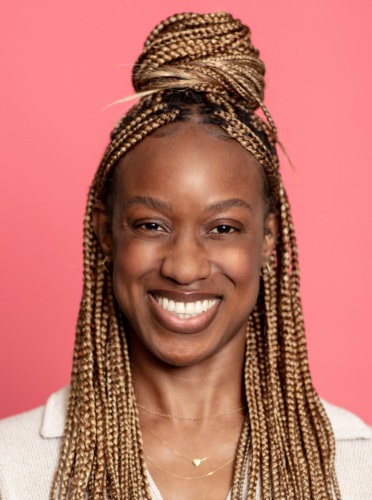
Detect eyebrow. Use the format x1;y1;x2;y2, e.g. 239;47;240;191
206;198;254;214
121;196;172;212
121;196;253;214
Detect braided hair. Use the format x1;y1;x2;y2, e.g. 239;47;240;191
51;12;341;499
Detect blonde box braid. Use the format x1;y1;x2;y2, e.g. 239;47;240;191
51;12;341;499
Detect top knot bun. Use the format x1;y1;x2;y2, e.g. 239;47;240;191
132;12;266;112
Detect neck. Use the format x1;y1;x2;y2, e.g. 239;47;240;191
129;330;246;420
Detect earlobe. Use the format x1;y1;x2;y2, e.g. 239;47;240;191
92;202;113;255
261;213;278;266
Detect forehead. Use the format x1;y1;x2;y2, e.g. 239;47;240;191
114;122;265;210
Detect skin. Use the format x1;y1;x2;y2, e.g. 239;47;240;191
94;121;277;499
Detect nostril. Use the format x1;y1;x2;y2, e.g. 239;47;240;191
160;253;211;284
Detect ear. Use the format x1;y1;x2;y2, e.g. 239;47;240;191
261;212;278;266
92;202;113;255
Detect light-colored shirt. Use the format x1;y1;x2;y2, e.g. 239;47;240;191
0;386;371;499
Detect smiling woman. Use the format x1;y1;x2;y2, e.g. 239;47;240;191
0;11;371;500
93;122;276;369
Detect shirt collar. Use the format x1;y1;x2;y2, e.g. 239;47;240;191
39;385;371;441
40;385;70;438
321;399;372;440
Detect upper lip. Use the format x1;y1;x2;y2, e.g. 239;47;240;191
149;290;222;303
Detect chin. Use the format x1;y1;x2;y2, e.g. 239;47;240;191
155;350;212;368
148;328;241;369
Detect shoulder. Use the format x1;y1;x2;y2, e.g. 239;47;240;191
322;399;372;441
321;399;372;499
0;386;69;499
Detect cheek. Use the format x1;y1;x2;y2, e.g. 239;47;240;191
111;238;158;302
215;242;263;287
215;242;263;318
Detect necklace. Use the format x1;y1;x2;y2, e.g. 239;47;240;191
137;403;246;421
147;428;209;467
145;421;244;467
144;451;235;480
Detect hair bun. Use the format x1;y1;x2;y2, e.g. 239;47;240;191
132;12;266;112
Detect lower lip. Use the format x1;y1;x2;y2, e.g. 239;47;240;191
148;294;221;334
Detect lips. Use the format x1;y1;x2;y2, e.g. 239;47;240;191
148;291;222;334
154;295;219;319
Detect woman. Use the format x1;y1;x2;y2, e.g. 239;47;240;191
0;12;371;500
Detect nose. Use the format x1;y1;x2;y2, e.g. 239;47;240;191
160;235;211;285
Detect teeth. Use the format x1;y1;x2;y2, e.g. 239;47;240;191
175;302;185;314
185;302;194;314
154;296;219;319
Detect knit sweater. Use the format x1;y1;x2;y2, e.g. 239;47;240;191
0;386;371;499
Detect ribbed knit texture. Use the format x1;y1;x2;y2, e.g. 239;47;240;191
0;388;371;499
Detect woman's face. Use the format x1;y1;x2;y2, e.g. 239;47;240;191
94;122;277;367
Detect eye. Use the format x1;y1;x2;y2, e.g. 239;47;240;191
137;222;165;232
209;224;237;234
128;217;170;236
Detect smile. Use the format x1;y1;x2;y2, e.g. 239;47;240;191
148;292;222;334
153;295;219;319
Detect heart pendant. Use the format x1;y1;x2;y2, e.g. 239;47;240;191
192;459;202;467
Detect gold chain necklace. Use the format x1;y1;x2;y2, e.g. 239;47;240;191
144;451;235;480
147;429;209;467
145;421;244;467
137;403;246;421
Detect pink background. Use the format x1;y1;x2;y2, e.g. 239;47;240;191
1;0;371;423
